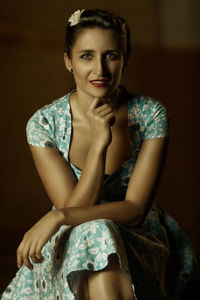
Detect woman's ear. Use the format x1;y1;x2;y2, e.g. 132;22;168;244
64;53;73;73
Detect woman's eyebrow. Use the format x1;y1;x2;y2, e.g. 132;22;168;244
78;49;95;53
78;49;119;53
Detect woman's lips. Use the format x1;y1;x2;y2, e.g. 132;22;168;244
90;79;109;87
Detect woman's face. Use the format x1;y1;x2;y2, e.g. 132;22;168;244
64;28;124;99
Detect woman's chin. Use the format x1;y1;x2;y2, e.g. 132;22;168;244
88;86;116;99
76;84;117;100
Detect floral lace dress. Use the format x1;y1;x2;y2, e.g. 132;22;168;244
2;90;198;300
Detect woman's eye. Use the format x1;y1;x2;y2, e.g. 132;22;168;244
80;53;92;59
106;52;118;60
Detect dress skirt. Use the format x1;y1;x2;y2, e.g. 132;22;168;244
2;205;198;300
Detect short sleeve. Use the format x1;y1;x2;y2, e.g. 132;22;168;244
142;99;170;140
26;108;56;148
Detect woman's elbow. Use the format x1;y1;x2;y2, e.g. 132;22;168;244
128;214;145;227
126;202;146;227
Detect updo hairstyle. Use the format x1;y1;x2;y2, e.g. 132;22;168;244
64;9;131;68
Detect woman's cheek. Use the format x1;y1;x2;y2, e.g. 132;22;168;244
112;65;123;82
74;63;91;78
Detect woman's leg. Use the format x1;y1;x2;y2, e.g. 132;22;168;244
79;253;135;300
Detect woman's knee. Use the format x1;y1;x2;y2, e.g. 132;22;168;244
87;254;135;300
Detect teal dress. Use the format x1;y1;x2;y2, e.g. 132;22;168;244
2;90;198;300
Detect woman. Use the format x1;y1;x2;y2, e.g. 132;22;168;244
2;8;198;300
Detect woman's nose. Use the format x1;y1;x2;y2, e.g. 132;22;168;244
93;57;107;75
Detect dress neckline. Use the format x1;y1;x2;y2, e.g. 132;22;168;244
66;89;134;178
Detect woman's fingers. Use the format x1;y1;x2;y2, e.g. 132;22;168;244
16;246;23;269
35;251;44;262
17;233;43;269
95;106;113;117
22;253;33;270
16;210;62;270
104;113;116;126
17;239;33;270
88;97;102;111
88;98;114;120
88;97;111;110
29;241;43;264
17;237;27;269
35;243;45;262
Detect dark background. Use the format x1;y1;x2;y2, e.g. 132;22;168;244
1;0;199;293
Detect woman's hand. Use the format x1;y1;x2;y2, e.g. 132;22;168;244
86;98;116;149
17;209;64;270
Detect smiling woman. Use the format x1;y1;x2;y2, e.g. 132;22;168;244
1;8;199;300
63;27;124;103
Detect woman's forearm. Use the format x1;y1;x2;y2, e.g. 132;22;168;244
64;143;107;208
61;200;144;227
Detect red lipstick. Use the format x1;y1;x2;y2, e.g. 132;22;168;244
90;79;109;87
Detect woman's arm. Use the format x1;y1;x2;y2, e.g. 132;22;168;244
29;97;114;209
61;135;169;227
29;143;106;209
17;98;115;270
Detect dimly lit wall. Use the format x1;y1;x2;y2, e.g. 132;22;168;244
0;0;199;292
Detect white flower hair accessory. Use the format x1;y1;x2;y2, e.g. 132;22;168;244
68;9;85;26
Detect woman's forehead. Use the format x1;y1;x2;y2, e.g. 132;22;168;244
72;28;121;52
